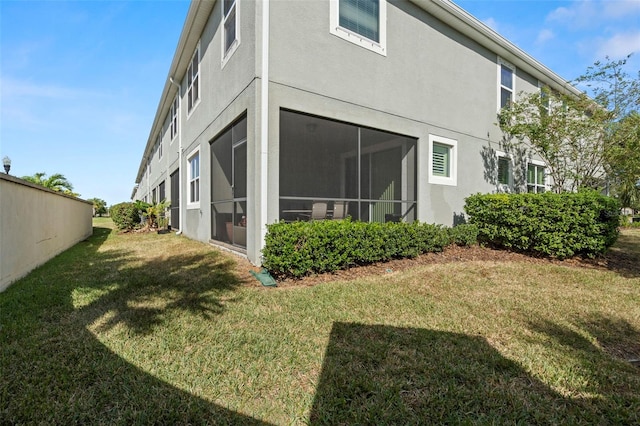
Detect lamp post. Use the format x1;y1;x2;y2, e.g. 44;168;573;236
2;156;10;174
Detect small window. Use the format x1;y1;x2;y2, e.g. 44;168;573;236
527;163;546;193
428;135;457;186
498;58;515;110
222;0;239;62
432;144;450;177
187;44;200;113
158;180;166;203
157;135;163;160
539;83;551;116
152;188;157;204
330;0;387;56
188;149;200;206
170;95;179;140
497;156;510;185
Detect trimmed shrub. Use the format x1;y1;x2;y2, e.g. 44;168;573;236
464;191;620;259
448;223;479;247
262;218;450;278
109;202;142;231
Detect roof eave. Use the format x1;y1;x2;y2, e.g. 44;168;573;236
135;0;216;184
410;0;583;97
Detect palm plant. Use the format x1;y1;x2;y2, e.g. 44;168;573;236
21;172;76;195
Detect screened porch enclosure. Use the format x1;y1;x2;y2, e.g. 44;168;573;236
210;116;247;248
279;110;417;223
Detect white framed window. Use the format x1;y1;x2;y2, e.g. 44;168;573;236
495;150;512;191
498;57;515;110
170;95;178;141
187;43;200;114
330;0;387;56
538;82;551;115
527;160;547;193
222;0;240;66
428;134;457;186
157;135;163;160
187;148;200;207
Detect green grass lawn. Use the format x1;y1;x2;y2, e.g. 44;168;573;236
2;219;639;424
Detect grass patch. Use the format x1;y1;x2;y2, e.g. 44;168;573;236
2;220;639;424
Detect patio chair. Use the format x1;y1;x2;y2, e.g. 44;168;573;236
331;201;348;220
300;201;328;221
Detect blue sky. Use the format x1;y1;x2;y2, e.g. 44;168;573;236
1;0;639;206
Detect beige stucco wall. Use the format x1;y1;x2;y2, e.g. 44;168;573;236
0;174;93;291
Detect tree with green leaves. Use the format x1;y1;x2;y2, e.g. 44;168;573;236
88;198;108;217
498;54;639;199
498;87;610;193
21;172;79;197
575;55;640;209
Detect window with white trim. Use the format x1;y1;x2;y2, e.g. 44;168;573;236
222;0;239;62
330;0;387;56
170;95;178;140
188;149;200;206
527;162;546;193
187;44;200;113
157;135;163;160
538;82;551;117
428;135;457;186
498;58;515;110
495;150;512;191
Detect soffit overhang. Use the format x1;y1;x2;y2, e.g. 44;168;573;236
135;0;215;184
411;0;582;97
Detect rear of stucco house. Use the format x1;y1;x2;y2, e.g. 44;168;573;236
132;0;582;266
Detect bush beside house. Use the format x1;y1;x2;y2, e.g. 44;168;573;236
464;191;619;259
262;219;477;278
109;202;142;231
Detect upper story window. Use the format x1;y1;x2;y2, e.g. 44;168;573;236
188;148;200;206
187;44;200;114
428;134;457;186
498;58;515;110
157;135;163;160
222;0;240;63
330;0;387;56
170;95;178;140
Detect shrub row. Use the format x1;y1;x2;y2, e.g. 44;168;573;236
262;219;478;278
464;191;619;259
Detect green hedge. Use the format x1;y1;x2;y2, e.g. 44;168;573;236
109;202;142;231
464;191;619;259
262;219;455;278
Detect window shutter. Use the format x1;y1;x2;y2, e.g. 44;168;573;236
432;143;449;177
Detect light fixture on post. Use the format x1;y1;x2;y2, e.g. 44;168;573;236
2;156;10;174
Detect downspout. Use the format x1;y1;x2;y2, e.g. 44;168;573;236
259;0;270;258
169;76;184;235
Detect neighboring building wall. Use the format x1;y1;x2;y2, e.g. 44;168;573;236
133;0;260;255
0;174;93;292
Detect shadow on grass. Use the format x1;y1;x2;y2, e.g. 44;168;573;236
603;229;640;278
527;314;640;381
1;225;271;424
309;322;640;424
